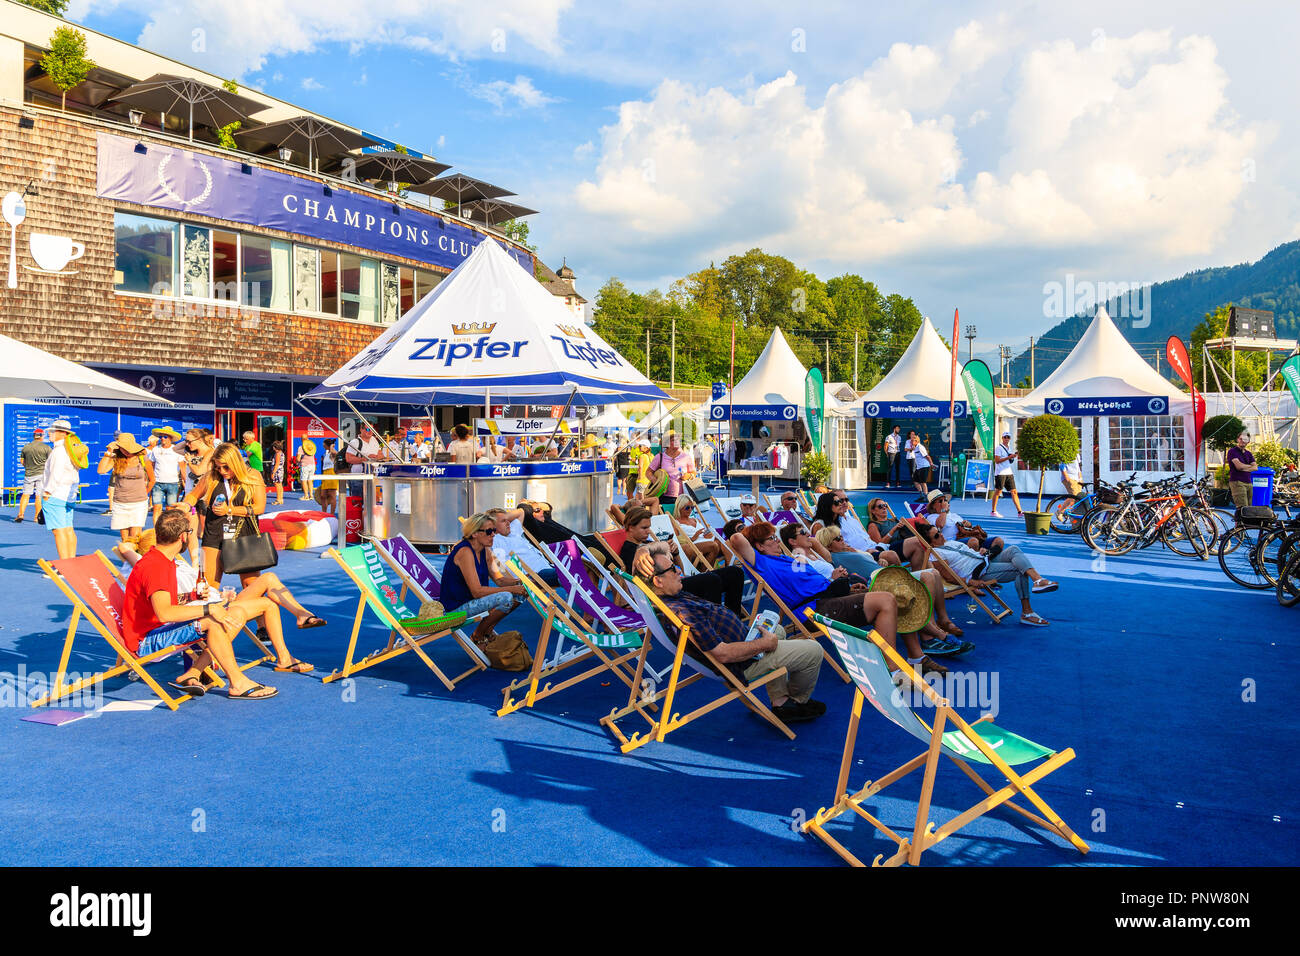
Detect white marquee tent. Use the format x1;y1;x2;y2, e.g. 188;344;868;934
859;317;962;415
1001;307;1196;493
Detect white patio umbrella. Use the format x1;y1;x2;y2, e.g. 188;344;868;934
0;333;170;403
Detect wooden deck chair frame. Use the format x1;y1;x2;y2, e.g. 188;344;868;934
600;571;796;753
594;528;629;570
497;555;652;716
323;545;484;691
666;513;715;572
876;502;1012;624
801;611;1089;866
370;534;492;671
705;526;851;685
32;552;270;711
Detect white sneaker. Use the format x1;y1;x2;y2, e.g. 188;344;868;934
990;509;1003;518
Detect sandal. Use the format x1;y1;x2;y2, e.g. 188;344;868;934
1020;612;1049;627
1031;580;1059;594
168;677;206;697
228;682;278;700
273;658;314;673
296;615;327;629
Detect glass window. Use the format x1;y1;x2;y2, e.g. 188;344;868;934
241;235;273;307
415;269;442;301
399;268;416;313
269;240;291;311
181;225;210;298
359;258;379;323
320;251;339;315
294;245;318;313
212;230;239;304
1110;415;1184;472
114;212;178;294
381;262;399;324
340;253;362;319
836;418;859;471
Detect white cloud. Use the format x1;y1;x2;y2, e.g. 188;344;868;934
471;75;560;113
300;77;324;90
567;23;1258;276
74;0;574;78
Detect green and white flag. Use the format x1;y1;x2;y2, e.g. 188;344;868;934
1281;355;1300;408
961;359;997;457
805;367;825;454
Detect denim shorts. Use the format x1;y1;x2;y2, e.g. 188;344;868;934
137;620;203;656
151;482;180;506
42;496;75;529
454;592;522;618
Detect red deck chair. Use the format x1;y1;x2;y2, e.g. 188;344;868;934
32;552;269;711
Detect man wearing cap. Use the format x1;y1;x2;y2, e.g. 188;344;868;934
923;489;1003;552
148;427;185;527
41;419;82;559
15;428;49;523
737;494;762;526
990;431;1024;518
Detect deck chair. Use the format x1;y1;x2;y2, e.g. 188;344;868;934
323;543;480;691
879;502;1013;624
32;552;270;711
702;496;745;528
372;534;492;670
600;571;796;753
594;528;630;569
667;514;716;572
497;555;650;716
649;513;700;576
801;612;1090;866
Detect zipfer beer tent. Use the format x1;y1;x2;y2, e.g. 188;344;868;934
858;318;968;484
306;238;670;409
1000;306;1195;494
696;326;867;488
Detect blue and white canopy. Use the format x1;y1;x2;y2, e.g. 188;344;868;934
307;238;669;405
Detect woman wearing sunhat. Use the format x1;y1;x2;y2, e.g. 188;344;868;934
97;433;154;543
297;438;318;500
41;419;83;559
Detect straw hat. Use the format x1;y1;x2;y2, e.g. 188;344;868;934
114;432;144;455
152;426;182;441
869;566;933;634
301;438;317;455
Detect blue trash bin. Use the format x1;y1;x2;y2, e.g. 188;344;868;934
1251;466;1274;507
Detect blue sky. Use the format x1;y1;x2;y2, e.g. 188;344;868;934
67;1;1300;350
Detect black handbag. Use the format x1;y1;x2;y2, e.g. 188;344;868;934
220;513;278;574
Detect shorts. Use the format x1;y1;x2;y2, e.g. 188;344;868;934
137;620;203;657
1062;477;1084;498
22;475;43;496
300;464;316;480
815;592;871;630
43;496;75;529
452;592;523;618
994;474;1017;491
151;482;180;506
912;467;931;484
110;500;149;530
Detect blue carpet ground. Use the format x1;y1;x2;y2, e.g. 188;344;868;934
0;484;1295;866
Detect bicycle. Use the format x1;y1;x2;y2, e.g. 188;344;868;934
1047;476;1126;535
1084;476;1216;558
1217;508;1300;590
1277;549;1300;607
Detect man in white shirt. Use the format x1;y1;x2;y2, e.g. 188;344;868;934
42;419;81;560
924;489;1003;552
1059;457;1084;498
884;426;902;487
990;430;1024;518
345;424;383;496
147;427;186;526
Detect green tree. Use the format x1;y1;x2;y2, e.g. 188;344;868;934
20;0;69;16
500;219;537;252
214;79;241;150
40;26;95;112
1201;414;1244;452
1017;414;1081;512
1190;304;1268;391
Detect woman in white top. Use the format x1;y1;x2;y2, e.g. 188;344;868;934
670;496;720;565
447;424;480;464
42;419;82;559
908;431;932;500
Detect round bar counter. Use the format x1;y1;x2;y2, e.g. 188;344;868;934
363;459;614;547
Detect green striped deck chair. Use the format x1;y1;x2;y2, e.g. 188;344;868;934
498;555;651;717
801;610;1089;866
323;544;478;691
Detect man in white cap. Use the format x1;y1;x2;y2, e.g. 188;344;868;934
41;419;81;559
738;493;762;526
15;427;49;524
990;430;1024;518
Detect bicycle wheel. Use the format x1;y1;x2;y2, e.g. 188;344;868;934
1260;529;1296;587
1048;495;1082;534
1088;508;1139;555
1162;510;1216;558
1278;551;1300;607
1202;509;1233;549
1217;527;1274;589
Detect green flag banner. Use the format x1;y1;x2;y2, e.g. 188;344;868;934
1282;355;1300;408
961;359;997;456
805;367;825;454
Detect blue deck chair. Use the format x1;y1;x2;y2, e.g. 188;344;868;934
801;611;1090;866
497;554;650;717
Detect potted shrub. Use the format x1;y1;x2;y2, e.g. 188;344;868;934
800;451;831;490
1016;413;1080;534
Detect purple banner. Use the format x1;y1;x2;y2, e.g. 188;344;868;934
380;536;443;600
96;133;533;274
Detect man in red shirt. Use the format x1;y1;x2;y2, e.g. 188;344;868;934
122;509;278;699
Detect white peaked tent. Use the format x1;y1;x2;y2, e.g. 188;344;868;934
859;317;961;412
585;406;640;431
1002;307;1196;491
307;238;670;406
0;332;168;404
